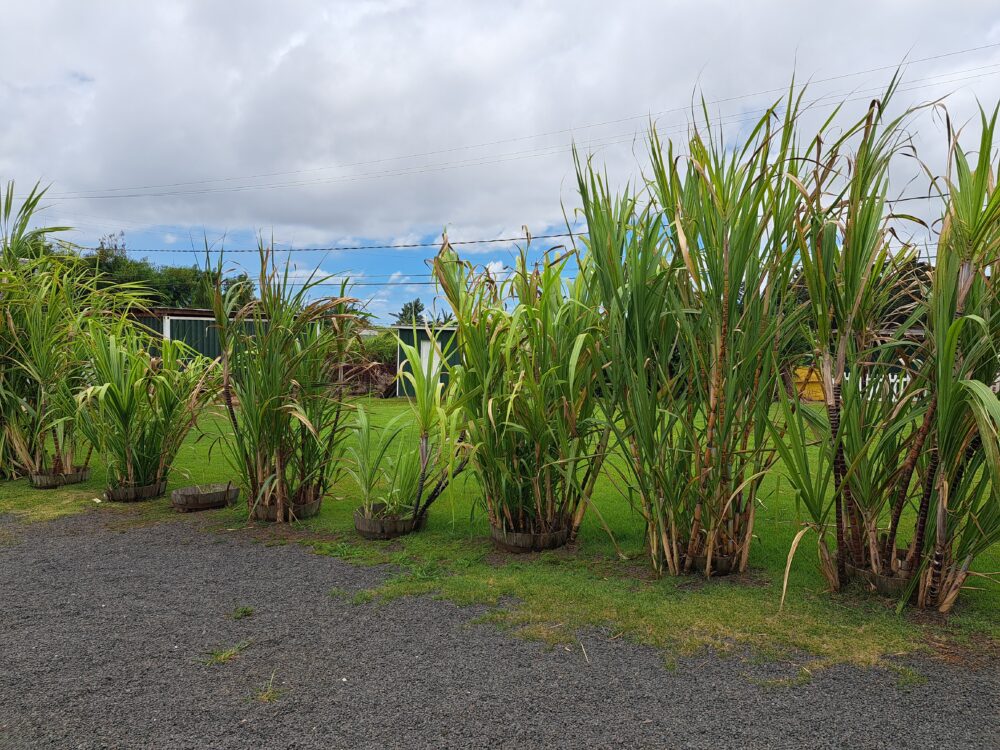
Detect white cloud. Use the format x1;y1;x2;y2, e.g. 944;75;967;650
4;1;998;248
3;1;1000;316
283;264;338;283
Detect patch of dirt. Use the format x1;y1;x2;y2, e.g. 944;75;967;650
586;556;659;582
484;550;534;567
722;568;773;588
654;566;774;591
924;631;1000;669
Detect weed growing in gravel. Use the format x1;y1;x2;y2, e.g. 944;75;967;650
202;640;251;665
746;666;816;689
310;540;385;563
350;590;377;606
887;663;929;690
232;606;254;620
254;671;282;703
407;560;446;582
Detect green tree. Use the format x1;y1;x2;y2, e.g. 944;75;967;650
81;233;253;308
393;298;425;325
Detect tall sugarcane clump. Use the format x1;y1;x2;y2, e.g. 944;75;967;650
1;183;75;479
773;85;1000;612
434;242;607;543
211;243;363;523
1;182;146;482
578;95;801;576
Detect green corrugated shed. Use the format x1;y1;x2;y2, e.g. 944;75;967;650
131;309;221;359
133;315;163;336
395;325;460;397
168;317;222;359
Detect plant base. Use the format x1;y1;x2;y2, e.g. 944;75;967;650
690;552;737;577
490;522;570;553
171;483;239;513
846;548;914;599
847;563;914;599
29;466;91;489
250;498;322;522
104;480;168;502
354;503;426;540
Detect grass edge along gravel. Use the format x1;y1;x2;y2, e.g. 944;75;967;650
1;405;996;673
302;530;962;672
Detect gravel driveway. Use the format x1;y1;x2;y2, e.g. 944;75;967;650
0;511;996;749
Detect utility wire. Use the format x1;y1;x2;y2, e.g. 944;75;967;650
68;192;947;256
47;41;1000;198
46;63;991;245
47;65;1000;203
47;57;982;250
74;231;580;255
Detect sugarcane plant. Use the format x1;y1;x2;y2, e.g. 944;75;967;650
577;171;688;567
775;89;1000;612
348;326;466;534
773;81;927;593
4;255;147;484
911;106;1000;611
77;322;217;496
3;265;97;482
210;243;362;522
578;93;802;576
344;406;410;520
0;182;71;479
393;325;468;525
434;241;607;545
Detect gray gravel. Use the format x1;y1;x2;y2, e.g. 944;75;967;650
0;511;996;750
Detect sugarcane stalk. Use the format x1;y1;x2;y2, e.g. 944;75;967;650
882;398;936;573
936;555;971;614
925;480;949;608
825;378;849;580
50;426;64;475
905;442;939;570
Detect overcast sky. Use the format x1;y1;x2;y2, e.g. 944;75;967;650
3;1;1000;321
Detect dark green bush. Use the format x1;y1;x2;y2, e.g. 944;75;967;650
362;329;397;367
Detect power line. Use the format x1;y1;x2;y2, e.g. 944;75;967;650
42;63;993;248
326;280;438;287
47;41;1000;198
50;63;976;252
75;230;580;255
299;240;950;289
46;64;1000;203
68;190;948;257
226;230;951;290
39;65;1000;244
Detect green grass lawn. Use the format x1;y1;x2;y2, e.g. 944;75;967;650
2;396;997;671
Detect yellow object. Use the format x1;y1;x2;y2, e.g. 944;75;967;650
793;366;826;401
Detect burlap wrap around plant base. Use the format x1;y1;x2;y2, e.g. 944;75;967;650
250;498;322;522
104;480;168;502
354;503;426;540
489;523;570;553
29;467;91;489
171;483;239;512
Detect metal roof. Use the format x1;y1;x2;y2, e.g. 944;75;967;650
137;307;217;319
